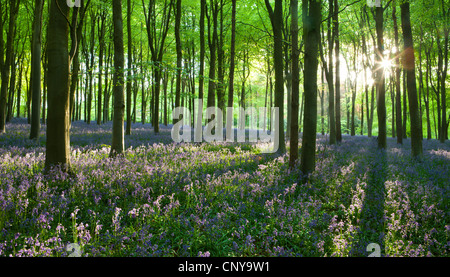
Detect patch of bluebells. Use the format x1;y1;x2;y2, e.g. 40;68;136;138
0;118;449;257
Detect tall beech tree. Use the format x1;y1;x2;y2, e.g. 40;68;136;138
174;0;182;125
29;0;44;140
400;1;423;159
264;0;286;154
142;0;173;133
289;0;299;168
319;0;336;145
300;0;321;175
227;0;236;131
375;4;387;149
0;0;20;134
126;0;133;135
111;0;125;156
334;0;342;143
45;0;71;170
393;4;403;144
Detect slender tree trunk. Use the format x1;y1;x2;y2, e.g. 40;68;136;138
0;0;20;133
206;0;218;111
199;0;206;102
401;1;423;158
7;53;17;123
42;55;47;123
163;71;168;125
16;55;23;118
402;68;408;138
300;0;321;175
30;0;44;140
321;0;336;144
350;42;357;136
334;0;341;143
425;46;432;140
265;0;286;154
227;0;236;128
0;1;3;124
45;0;71;170
440;21;449;142
174;0;182;124
126;0;132;135
111;0;125;156
217;0;225;123
98;12;106;125
375;6;386;149
393;5;403;144
289;0;299;168
87;16;95;124
320;68;325;135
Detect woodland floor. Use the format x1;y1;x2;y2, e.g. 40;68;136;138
0;118;449;257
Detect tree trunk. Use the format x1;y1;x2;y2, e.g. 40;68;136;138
402;68;408;138
45;0;71;170
7;53;17;123
30;0;44;140
199;0;206;102
174;0;182;125
143;0;173;133
320;0;336;145
334;0;341;143
126;0;132;135
217;0;225;122
265;0;286;154
98;12;106;125
0;0;20;133
289;0;299;168
87;16;95;124
16;54;24;118
227;0;236;128
300;0;321;175
0;1;3;124
206;0;218;111
440;16;449;142
425;45;432;139
111;0;125;156
375;6;386;149
401;1;423;159
393;5;403;144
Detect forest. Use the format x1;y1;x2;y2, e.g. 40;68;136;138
0;0;449;259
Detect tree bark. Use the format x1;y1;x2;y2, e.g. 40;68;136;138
393;5;403;144
45;0;71;170
174;0;182;125
206;0;218;111
300;0;321;175
265;0;286;154
401;1;423;159
227;0;236;120
375;6;386;149
111;0;125;156
334;0;342;143
289;0;299;168
143;0;173;133
126;0;133;135
98;11;106;125
30;0;44;140
0;0;20;133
